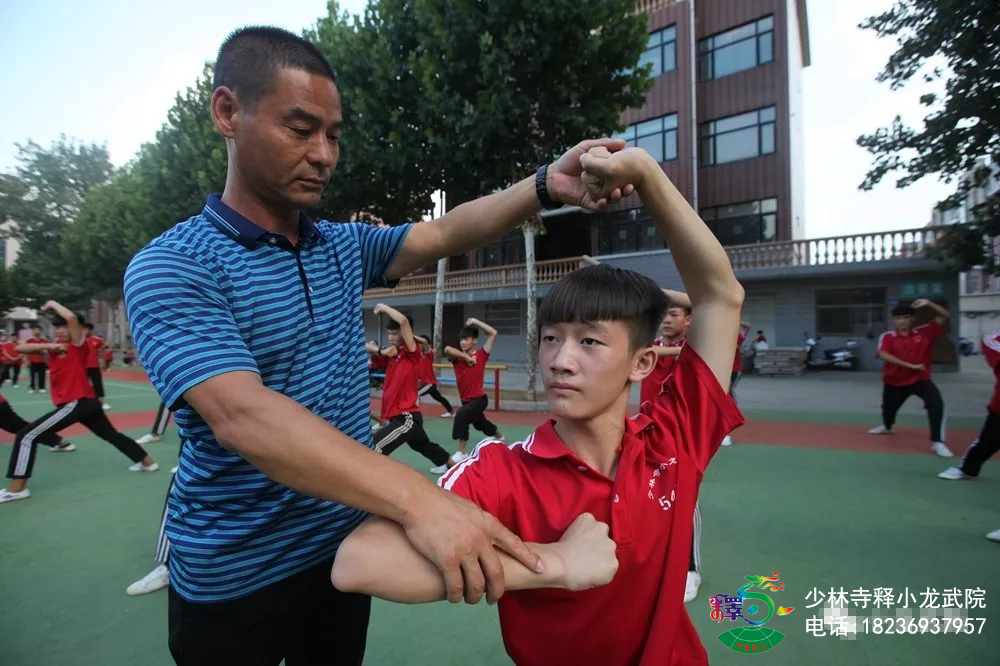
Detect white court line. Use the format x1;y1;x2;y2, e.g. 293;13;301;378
1;392;155;407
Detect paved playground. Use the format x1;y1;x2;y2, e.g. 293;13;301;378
0;366;997;665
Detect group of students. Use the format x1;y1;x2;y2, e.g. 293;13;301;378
367;307;504;473
0;302;158;504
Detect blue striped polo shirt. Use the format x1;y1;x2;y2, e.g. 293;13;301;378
123;195;411;602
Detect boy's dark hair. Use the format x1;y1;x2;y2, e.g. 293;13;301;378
667;302;692;316
460;326;479;340
214;27;336;109
756;329;764;334
84;322;95;331
51;312;86;327
892;303;916;317
538;265;668;351
386;314;414;331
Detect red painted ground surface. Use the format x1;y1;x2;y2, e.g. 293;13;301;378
2;393;980;459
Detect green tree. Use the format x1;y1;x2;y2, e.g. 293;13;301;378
858;0;1000;271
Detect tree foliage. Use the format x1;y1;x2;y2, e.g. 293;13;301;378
858;0;1000;271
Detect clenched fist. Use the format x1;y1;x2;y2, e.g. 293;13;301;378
550;513;619;592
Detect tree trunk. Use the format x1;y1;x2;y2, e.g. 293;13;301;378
524;218;539;401
433;257;446;358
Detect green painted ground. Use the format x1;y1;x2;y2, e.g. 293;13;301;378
0;383;997;665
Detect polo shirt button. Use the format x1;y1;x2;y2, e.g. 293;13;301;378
268;237;277;244
614;494;620;503
577;465;587;472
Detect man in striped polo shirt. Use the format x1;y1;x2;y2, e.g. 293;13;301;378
124;26;632;665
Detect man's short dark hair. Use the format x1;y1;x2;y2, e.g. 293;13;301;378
892;303;916;317
51;312;86;327
84;322;95;331
386;314;413;331
538;265;668;352
460;327;479;340
214;26;336;109
667;302;692;316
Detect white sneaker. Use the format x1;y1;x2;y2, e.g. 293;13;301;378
136;434;162;445
987;529;1000;543
129;462;159;472
126;564;169;596
0;488;31;503
931;442;954;458
371;423;380;432
49;442;76;452
429;463;449;474
27;389;34;394
868;425;891;435
721;435;733;447
441;412;454;418
40;389;46;393
450;451;469;464
937;466;970;480
170;466;178;474
684;571;702;603
102;404;112;411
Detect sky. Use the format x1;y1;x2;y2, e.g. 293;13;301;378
0;0;952;238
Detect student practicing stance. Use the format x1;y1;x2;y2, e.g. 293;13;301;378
83;323;110;411
439;318;504;471
414;333;455;418
127;475;174;596
939;329;1000;489
368;304;454;470
0;389;74;456
869;300;954;458
137;402;172;445
25;326;49;394
0;302;158;504
332;145;746;666
0;333;22;388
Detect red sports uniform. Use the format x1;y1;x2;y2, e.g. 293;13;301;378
48;341;96;405
439;348;744;666
25;337;48;364
452;348;489;401
420;349;437;386
734;331;747;372
982;331;1000;413
876;320;946;386
639;337;685;406
376;346;422;421
85;335;104;369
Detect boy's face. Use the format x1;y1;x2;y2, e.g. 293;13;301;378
460;336;477;353
54;325;70;342
539;320;657;422
893;314;915;333
387;328;403;348
33;327;42;337
660;307;690;341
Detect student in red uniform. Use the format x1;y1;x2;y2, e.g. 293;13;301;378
639;295;689;408
0;333;22;388
331;146;745;666
368;305;454;470
413;333;455;418
0;302;158;504
83;323;110;411
869;300;953;457
939;328;1000;483
25;326;49;394
102;346;114;370
442;318;504;468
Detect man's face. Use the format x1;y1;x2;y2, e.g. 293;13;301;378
387;329;403;348
54;325;69;342
539;320;655;422
33;328;41;337
893;314;915;332
660;307;691;341
460;336;477;353
226;68;342;210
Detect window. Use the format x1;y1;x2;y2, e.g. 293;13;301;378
477;231;525;268
640;26;677;77
484;302;521;335
815;288;887;337
614;114;678;163
700;198;778;246
698;16;774;81
597;208;663;255
700;106;776;165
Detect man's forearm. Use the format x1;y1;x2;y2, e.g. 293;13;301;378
661;289;691;309
637;159;741;307
332;517;564;603
878;351;915;369
213;382;437;526
655;346;682;358
923;302;950;319
15;344;58;353
473;321;498;338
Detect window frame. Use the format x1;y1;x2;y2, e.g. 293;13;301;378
698;15;775;81
814;288;887;337
641;25;678;78
484;302;522;336
699;106;776;166
699;197;778;246
613;113;679;164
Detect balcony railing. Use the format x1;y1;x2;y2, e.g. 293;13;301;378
364;227;943;298
635;0;677;14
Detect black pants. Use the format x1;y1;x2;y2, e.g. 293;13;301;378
0;402;63;447
152;402;172;437
881;380;945;442
7;398;148;479
419;383;454;414
154;476;174;564
452;395;498;441
87;367;105;398
960;409;1000;477
29;363;47;390
168;557;371;666
374;412;451;466
2;363;21;386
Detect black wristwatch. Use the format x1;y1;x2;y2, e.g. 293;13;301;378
535;164;561;210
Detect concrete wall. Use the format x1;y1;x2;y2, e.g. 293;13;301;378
960;293;1000;341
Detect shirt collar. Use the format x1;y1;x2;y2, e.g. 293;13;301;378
202;194;319;249
524;414;654;460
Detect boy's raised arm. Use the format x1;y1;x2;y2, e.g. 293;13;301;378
374;303;416;352
580;148;744;389
332;514;618;604
467;318;498;354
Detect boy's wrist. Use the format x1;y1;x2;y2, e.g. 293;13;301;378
531;542;568;588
